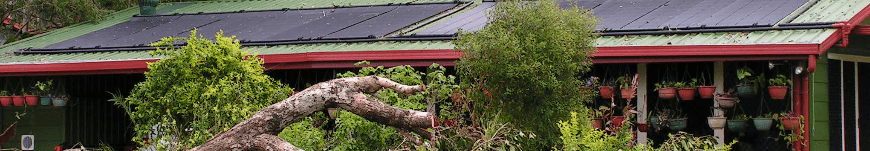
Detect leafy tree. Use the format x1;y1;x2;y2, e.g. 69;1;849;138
453;0;598;148
125;30;293;150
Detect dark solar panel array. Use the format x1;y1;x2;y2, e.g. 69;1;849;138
415;0;807;35
44;3;458;49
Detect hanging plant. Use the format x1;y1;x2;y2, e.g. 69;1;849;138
616;75;637;99
752;113;775;131
655;81;676;100
698;72;716;99
674;79;698;101
0;91;11;107
768;74;792;100
727;114;750;133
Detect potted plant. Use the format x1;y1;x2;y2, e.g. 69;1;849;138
52;95;67;107
34;80;53;105
598;77;615;99
668;117;687;132
777;113;805;146
768;74;791;100
736;67;764;99
650;109;673;131
590;106;605;129
0;91;11;107
715;91;739;108
727;114;750;132
778;112;802;130
707;108;726;129
674;79;698;101
617;75;637;99
655;81;676;100
698;73;716;99
753;113;775;131
12;90;25;107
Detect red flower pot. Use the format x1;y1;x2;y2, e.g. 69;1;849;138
0;96;11;106
781;116;801;130
637;123;649;132
621;86;636;99
678;87;696;101
611;116;626;128
24;95;38;106
591;118;604;129
697;86;716;99
12;96;25;106
768;86;789;100
658;87;676;100
599;86;614;99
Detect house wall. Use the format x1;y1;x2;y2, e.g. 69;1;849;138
0;106;65;151
810;52;830;150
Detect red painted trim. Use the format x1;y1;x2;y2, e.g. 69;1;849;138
592;55;808;64
595;44;819;57
848;3;870;25
0;50;462;77
853;25;870;35
820;29;842;51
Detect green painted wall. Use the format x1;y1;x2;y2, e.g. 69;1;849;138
810;52;830;151
0;105;65;151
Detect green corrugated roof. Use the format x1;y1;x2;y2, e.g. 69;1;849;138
792;0;870;23
0;0;864;64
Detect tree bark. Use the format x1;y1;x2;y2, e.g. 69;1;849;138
189;76;434;151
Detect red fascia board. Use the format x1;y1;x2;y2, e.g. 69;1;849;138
594;44;819;57
853;25;870;35
593;55;808;64
0;59;156;77
848;3;870;25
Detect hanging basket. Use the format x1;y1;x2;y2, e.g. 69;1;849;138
668;118;687;131
697;86;716;99
611;116;626;128
621;87;636;99
753;118;774;131
649;116;662;129
0;96;11;107
708;117;726;129
12;96;25;106
24;95;38;106
736;84;756;98
658;88;676;100
717;96;738;108
599;86;614;99
637;123;650;132
591;118;604;129
768;86;789;100
727;120;749;132
39;96;51;106
52;98;66;107
678;87;696;101
781;117;801;130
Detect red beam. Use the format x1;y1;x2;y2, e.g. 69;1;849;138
595;44;819;57
853;25;870;35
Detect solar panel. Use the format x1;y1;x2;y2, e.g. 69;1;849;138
326;3;457;38
40;3;458;50
414;0;809;35
416;2;496;35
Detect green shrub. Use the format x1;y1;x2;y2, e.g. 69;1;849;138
126;30;293;150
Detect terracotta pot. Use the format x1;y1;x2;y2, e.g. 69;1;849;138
24;95;38;106
708;117;726;129
768;86;789;100
678;87;696;101
658;87;676;100
590;118;604;129
637;123;650;132
697;86;716;99
599;86;614;99
611;116;626;128
12;96;25;106
717;96;738;108
0;96;11;106
621;86;636;99
781;117;800;130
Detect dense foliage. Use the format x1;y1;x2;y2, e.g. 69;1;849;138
277;62;461;150
453;0;598;148
125;30;293;150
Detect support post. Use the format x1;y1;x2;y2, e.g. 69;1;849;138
714;62;725;146
637;63;648;145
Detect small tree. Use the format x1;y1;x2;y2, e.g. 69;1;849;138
454;0;598;148
126;30;293;150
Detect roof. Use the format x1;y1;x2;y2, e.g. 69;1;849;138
0;0;869;76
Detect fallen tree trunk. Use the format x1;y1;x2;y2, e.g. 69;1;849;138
190;76;435;151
